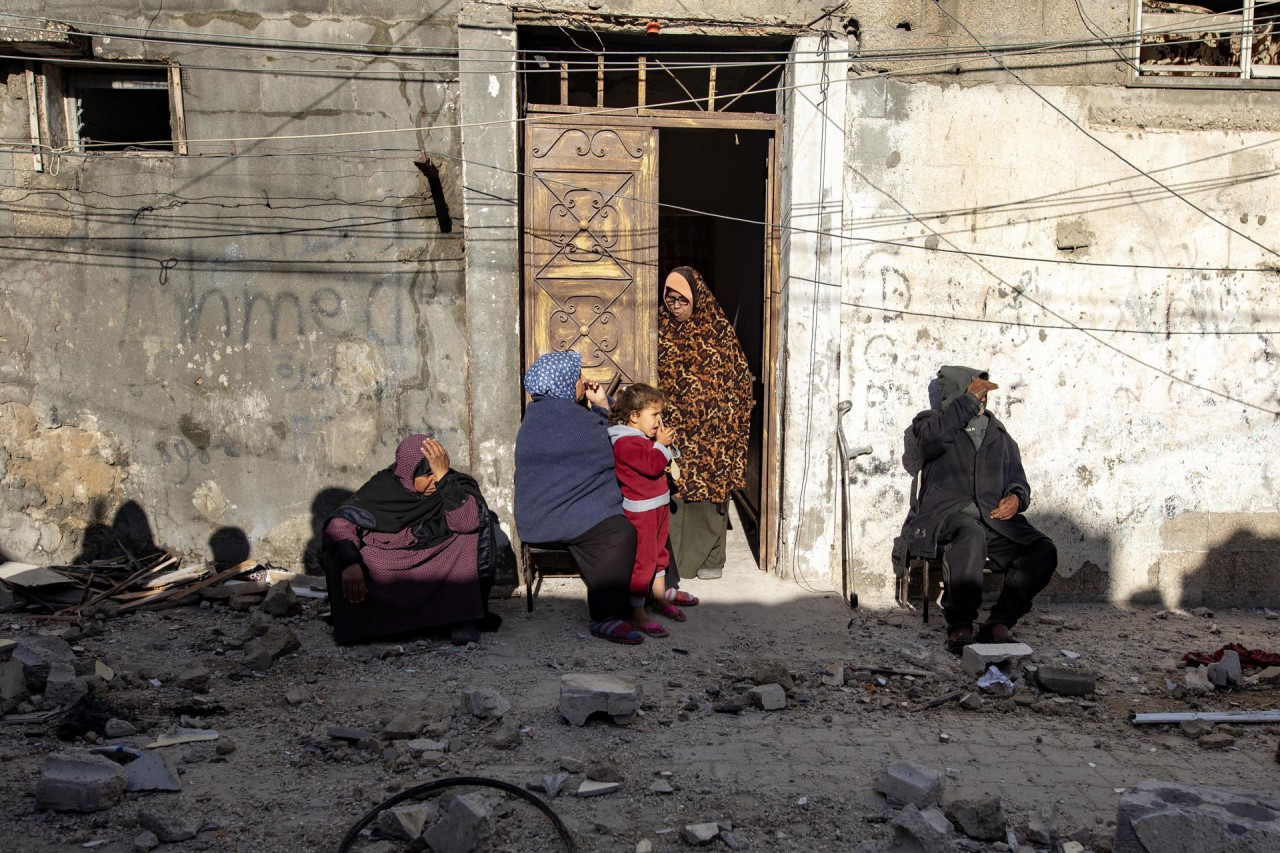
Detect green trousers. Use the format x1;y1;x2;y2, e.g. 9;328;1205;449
669;497;728;579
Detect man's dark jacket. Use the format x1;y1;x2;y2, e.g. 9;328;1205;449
902;388;1044;558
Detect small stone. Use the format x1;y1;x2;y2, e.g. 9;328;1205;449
215;739;236;756
242;626;300;671
1058;842;1084;853
488;717;521;750
44;662;88;705
138;806;199;843
1038;614;1066;626
559;673;638;726
285;688;307;706
132;830;159;852
720;831;746;851
14;635;76;693
1115;779;1280;852
1198;732;1237;749
821;663;845;686
748;683;787;711
649;779;675;794
104;718;137;738
246;609;273;637
1060;650;1081;660
587;763;622;783
938;733;951;744
577;780;620;797
1026;804;1056;844
422;793;488;852
681;822;721;845
748;660;795;691
461;687;510;720
946;797;1006;841
636;840;653;853
892;804;955;851
124;751;181;792
541;772;570;798
1206;650;1244;688
873;760;945;808
383;713;425;740
1179;719;1214;740
560;757;586;773
374;802;438;841
35;752;127;812
260;581;300;617
959;692;983;711
327;727;374;742
1191;606;1214;618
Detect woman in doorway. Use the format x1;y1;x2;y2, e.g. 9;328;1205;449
321;434;499;645
658;266;755;581
514;351;647;644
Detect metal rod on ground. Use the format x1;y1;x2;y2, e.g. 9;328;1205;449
914;690;964;712
1128;710;1280;725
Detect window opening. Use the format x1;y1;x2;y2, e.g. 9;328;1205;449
1134;1;1280;83
67;68;175;152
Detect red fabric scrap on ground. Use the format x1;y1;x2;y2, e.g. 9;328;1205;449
1182;642;1280;668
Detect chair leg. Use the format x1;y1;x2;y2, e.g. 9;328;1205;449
521;543;534;613
922;560;930;624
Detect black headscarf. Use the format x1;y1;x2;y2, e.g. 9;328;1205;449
329;434;481;549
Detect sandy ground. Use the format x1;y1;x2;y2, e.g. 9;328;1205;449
2;511;1279;852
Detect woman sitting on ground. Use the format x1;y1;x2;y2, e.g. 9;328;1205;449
514;351;651;644
321;434;499;645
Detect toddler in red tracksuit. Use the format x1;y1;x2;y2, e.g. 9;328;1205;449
608;383;686;637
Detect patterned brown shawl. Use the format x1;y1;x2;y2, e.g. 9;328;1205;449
657;267;755;503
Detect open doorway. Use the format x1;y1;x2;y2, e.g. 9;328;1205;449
658;128;771;564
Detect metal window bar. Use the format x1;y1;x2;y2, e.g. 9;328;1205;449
1134;0;1280;81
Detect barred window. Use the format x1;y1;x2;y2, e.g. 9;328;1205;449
1134;1;1280;85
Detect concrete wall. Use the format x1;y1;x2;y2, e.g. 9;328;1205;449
1;4;469;569
840;74;1280;608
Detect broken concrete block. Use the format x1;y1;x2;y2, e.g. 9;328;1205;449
649;779;675;795
374;802;438;841
242;626;300;671
748;683;787;711
558;673;638;726
1036;665;1095;697
1;658;30;706
174;666;210;692
1183;666;1214;695
14;634;76;693
284;688;308;706
35;752;127;812
1114;780;1280;853
892;804;956;852
821;663;845;686
260;581;300;617
1198;732;1237;749
462;687;510;720
1058;842;1084;853
44;662;88;705
1179;719;1214;740
1206;650;1244;688
541;772;570;798
423;793;489;853
0;638;15;660
1026;804;1056;844
681;823;721;846
138;806;198;843
959;692;983;711
748;659;795;691
125;751;181;792
945;797;1005;841
133;830;159;852
873;760;945;808
576;780;619;797
960;643;1033;677
404;738;449;755
488;717;521;750
383;713;424;740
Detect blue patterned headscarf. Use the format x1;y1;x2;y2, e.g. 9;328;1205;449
523;351;581;400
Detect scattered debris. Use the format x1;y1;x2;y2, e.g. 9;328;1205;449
1205;649;1244;688
558;674;638;726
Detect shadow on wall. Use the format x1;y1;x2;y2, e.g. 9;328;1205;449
209;527;251;570
75;499;162;564
1152;528;1280;610
305;487;355;574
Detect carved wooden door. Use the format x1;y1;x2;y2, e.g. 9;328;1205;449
523;119;658;385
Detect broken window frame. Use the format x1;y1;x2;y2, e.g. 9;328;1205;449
1130;0;1280;87
24;60;187;171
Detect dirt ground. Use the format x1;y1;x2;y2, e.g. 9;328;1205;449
2;516;1279;853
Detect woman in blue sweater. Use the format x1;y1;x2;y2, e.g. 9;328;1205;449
515;352;643;644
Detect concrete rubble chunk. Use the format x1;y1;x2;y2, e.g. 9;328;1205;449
874;760;946;808
125;751;181;792
14;634;76;693
1197;732;1237;749
961;643;1033;677
540;772;570;798
577;780;620;797
462;687;511;720
945;797;1005;841
423;792;489;853
133;830;159;852
260;580;301;617
891;804;956;853
1;658;29;707
405;738;450;755
44;661;88;705
175;666;210;692
1205;650;1244;688
1036;665;1095;697
1179;719;1214;740
0;638;15;660
375;802;438;841
488;717;521;749
636;840;653;853
959;692;983;711
1058;842;1084;853
35;752;127;812
681;822;721;845
138;805;199;843
1026;804;1056;844
749;659;796;691
748;683;787;711
383;712;425;740
821;663;845;686
649;779;675;795
1114;779;1280;853
242;626;300;671
558;673;638;726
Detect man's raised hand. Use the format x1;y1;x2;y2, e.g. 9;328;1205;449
966;376;999;402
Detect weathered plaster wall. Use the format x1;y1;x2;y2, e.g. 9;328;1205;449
1;5;468;568
841;76;1280;608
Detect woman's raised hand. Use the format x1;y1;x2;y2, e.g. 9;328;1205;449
583;380;610;410
421;437;451;480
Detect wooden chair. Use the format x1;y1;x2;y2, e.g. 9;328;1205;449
519;542;580;613
898;554;996;624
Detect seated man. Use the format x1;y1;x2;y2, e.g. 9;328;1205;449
903;366;1057;652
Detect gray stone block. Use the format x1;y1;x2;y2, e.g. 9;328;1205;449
260;581;300;617
242;626;300;671
945;797;1005;841
874;760;945;808
383;712;424;740
1;658;28;705
960;643;1033;677
462;687;511;720
14;635;76;693
558;674;637;726
375;802;438;841
748;683;787;711
1206;650;1244;688
44;662;88;705
681;823;721;845
423;793;489;853
35;752;127;812
1114;779;1280;853
138;806;199;843
892;804;956;852
1036;665;1095;697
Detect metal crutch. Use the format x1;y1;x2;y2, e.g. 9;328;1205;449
837;401;872;608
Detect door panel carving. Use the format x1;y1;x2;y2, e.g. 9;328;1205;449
524;119;657;385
